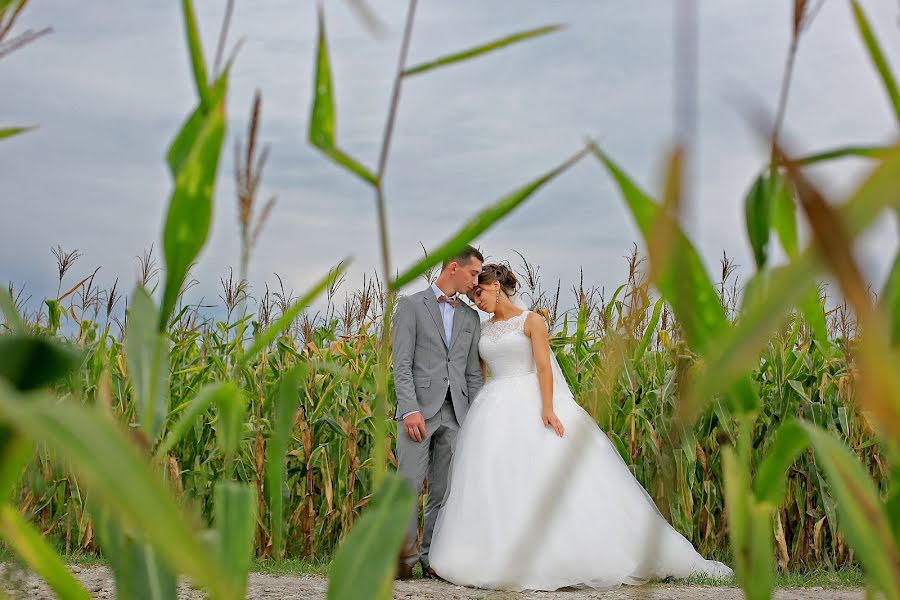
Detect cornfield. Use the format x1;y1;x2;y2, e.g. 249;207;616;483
5;245;888;572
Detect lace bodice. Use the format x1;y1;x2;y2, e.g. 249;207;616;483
479;310;535;379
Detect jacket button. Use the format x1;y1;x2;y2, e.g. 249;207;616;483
443;377;449;382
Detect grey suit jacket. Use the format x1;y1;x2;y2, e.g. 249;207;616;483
392;288;483;423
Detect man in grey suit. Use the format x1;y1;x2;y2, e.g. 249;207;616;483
392;245;484;579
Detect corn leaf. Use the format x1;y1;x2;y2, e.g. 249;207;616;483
239;260;350;366
126;286;169;441
392;147;587;290
308;6;377;186
214;481;256;599
0;505;92;600
850;0;900;124
265;366;304;559
327;471;414;600
0;381;229;599
0;126;35;140
403;24;564;77
159;72;228;330
802;422;900;599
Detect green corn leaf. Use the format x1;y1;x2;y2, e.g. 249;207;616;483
0;505;92;600
0;434;31;501
239;260;350;366
167;74;228;177
159;71;227;330
768;171;798;259
633;298;663;363
753;420;808;505
603;283;627;327
214;481;256;599
574;296;588;360
881;249;900;347
122;542;178;600
590;143;759;416
723;438;775;600
685;144;900;419
44;299;61;334
265;366;304;560
744;173;773;269
850;0;900;124
180;0;210;108
0;126;36;140
886;462;900;545
125;286;169;441
0;287;25;333
722;448;751;589
91;507;177;600
308;6;377;186
0;381;230;599
802;422;900;599
392;147;587;290
403;24;564;77
327;471;414;600
747;502;775;600
805;143;900;234
215;384;245;464
798;144;891;165
0;334;80;392
800;285;828;349
155;382;235;459
590;143;726;354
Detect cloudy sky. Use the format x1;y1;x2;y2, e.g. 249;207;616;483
2;0;899;316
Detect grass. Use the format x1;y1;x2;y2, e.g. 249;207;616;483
677;568;866;588
251;557;330;577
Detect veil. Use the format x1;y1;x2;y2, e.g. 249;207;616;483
508;293;571;397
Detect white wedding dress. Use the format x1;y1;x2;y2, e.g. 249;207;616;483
429;309;732;591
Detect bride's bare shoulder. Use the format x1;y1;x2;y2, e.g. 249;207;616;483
523;311;548;336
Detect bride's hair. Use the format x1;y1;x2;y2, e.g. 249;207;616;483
479;263;518;297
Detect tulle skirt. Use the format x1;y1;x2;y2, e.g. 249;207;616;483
428;371;733;591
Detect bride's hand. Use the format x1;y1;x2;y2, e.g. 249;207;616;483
542;410;564;438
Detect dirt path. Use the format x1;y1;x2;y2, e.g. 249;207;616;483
7;566;862;599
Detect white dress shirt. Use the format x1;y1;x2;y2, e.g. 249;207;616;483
431;283;456;346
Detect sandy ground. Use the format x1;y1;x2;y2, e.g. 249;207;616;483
1;566;865;599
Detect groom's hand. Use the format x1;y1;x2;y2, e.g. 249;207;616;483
403;412;427;442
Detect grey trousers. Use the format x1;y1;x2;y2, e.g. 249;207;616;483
396;392;460;569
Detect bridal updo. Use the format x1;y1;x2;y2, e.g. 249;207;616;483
479;263;519;297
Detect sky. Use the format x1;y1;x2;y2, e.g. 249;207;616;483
2;0;899;318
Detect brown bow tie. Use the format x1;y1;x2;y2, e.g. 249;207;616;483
437;294;459;309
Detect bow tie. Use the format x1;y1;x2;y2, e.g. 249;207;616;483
437;294;459;309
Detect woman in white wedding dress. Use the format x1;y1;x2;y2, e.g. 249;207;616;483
428;264;732;591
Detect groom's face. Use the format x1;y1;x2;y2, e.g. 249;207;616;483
451;257;483;295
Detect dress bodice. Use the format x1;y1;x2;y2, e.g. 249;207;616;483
478;310;535;379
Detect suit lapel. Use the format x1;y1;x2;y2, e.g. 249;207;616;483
423;292;449;349
448;303;466;351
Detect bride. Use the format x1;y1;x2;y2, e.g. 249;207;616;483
428;263;732;591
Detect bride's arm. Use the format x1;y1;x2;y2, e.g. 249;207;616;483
525;313;564;437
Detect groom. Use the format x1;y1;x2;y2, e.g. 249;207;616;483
392;245;484;579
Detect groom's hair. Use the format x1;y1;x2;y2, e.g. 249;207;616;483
442;245;484;270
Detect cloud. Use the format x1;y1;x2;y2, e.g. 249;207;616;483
2;0;898;316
